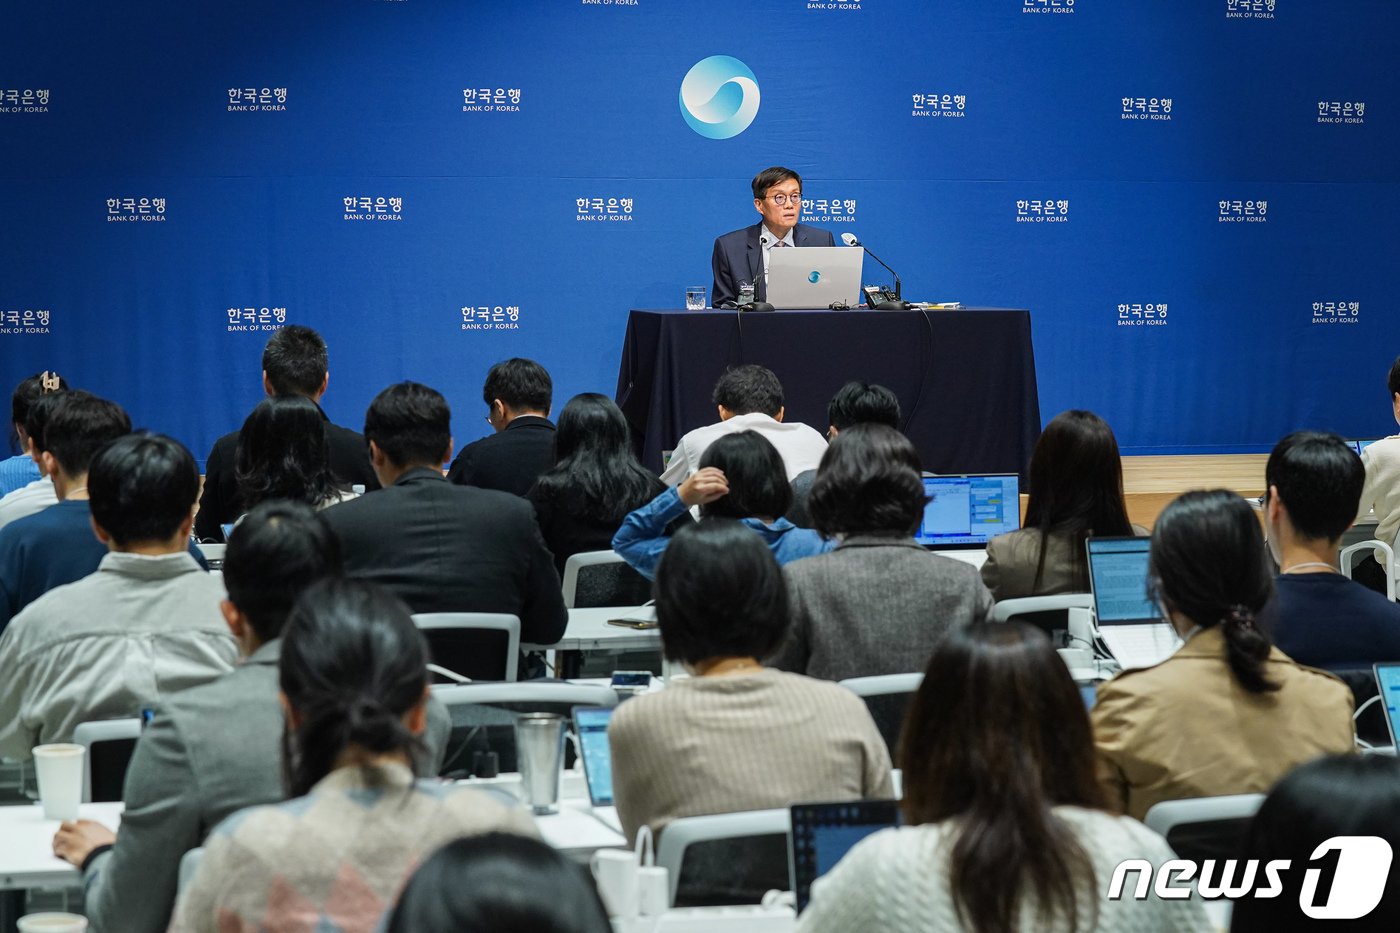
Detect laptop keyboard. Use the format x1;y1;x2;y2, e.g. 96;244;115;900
1100;623;1182;670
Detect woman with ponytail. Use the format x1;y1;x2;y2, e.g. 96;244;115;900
171;579;536;933
798;623;1208;933
1092;489;1354;821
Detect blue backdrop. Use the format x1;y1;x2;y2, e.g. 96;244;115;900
2;0;1398;460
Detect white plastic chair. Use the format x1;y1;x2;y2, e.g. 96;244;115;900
838;674;925;758
72;718;142;803
838;673;924;698
1143;793;1266;857
656;808;791;906
1340;540;1397;600
991;593;1094;622
431;681;619;710
561;550;650;609
412;613;521;682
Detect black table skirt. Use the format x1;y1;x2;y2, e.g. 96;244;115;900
615;307;1041;477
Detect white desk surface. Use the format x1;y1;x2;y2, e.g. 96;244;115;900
0;775;625;891
528;606;660;653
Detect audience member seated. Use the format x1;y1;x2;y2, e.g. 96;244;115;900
0;370;66;497
234;395;358;521
1351;355;1400;595
388;833;612;933
0;390;130;631
322;382;567;644
982;409;1139;601
0;434;237;759
1232;755;1400;930
527;392;677;574
614;431;833;580
1092;489;1355;821
659;364;827;485
1262;431;1400;668
448;357;556;496
170;579;537;933
798;623;1209;932
0;390;66;530
773;424;992;681
196;325;378;542
609;520;892;845
788;380;901;528
52;502;343;933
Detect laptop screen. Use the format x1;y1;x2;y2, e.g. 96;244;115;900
915;474;1021;548
1376;663;1400;747
1087;537;1158;623
790;800;900;912
572;706;614;807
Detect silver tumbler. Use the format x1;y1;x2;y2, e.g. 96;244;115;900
515;712;566;814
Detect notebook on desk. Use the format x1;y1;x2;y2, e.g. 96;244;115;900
914;474;1020;550
1086;536;1180;670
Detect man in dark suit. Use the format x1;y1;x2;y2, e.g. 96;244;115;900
194;325;379;541
711;166;836;307
446;357;555;497
323;381;567;647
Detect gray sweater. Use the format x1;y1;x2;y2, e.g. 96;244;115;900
772;536;994;681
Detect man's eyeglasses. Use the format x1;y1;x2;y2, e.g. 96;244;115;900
764;194;803;206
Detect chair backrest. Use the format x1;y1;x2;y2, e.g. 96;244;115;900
177;847;204;895
72;718;142;803
431;681;618;776
656;808;791;907
1341;540;1396;600
1143;793;1266;861
1329;667;1391;747
838;674;924;760
991;593;1094;642
412;613;521;682
561;550;652;609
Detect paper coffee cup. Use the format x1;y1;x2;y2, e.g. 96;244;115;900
31;743;85;821
17;912;89;932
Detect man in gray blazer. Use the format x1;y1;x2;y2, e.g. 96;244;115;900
51;501;451;933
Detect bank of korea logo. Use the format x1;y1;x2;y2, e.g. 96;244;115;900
680;56;759;139
808;271;821;283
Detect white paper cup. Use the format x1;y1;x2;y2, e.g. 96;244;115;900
32;743;84;821
17;913;89;932
590;847;639;918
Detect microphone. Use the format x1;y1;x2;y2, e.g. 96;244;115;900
734;233;774;312
841;233;908;310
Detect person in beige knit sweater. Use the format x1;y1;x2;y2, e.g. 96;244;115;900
609;519;893;850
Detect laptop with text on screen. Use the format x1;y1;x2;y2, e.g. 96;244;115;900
789;800;900;913
1086;536;1181;669
1374;663;1400;747
766;246;863;310
915;474;1021;550
571;706;622;833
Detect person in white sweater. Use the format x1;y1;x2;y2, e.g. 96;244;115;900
797;623;1211;933
1351;356;1400;595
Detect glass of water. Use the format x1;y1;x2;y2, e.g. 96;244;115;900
685;286;707;310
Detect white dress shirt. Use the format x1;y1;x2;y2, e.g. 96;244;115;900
0;476;57;531
760;224;796;281
660;411;828;486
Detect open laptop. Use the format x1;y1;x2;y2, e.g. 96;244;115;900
572;706;622;833
1375;663;1400;747
789;800;900;913
766;246;863;310
1086;536;1181;670
915;474;1021;549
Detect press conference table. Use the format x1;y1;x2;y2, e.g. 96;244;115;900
615;308;1041;475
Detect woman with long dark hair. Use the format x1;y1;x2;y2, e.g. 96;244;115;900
170;579;535;933
981;409;1136;600
388;833;612;933
1092;489;1354;820
235;395;354;516
527;392;670;573
798;623;1208;932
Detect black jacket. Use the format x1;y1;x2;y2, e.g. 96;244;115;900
446;415;555;497
194;407;379;542
320;467;568;646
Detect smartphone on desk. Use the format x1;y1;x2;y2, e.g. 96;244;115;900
607;606;658;629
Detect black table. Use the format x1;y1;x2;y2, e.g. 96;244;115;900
615;307;1041;476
